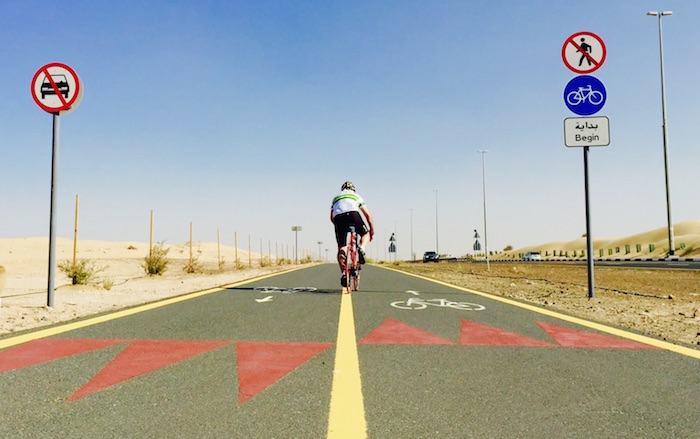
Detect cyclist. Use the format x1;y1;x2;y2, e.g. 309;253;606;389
330;181;375;287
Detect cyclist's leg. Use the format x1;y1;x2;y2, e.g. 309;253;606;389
334;214;351;286
337;247;346;270
349;211;369;264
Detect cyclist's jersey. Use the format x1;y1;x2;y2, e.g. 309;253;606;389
331;190;366;220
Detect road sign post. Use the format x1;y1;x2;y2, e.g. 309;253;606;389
561;32;609;299
31;63;83;307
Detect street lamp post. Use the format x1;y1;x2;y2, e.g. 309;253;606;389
433;190;439;254
291;226;302;263
317;241;322;262
648;10;675;257
409;208;414;261
477;150;490;271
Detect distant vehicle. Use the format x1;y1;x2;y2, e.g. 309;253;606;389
523;251;542;261
41;74;70;99
423;251;439;263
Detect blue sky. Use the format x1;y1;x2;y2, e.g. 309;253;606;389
1;0;698;261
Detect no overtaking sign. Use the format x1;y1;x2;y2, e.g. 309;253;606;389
31;63;83;114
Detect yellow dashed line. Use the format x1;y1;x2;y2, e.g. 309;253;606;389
327;291;367;438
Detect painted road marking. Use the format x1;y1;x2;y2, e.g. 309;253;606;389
236;341;333;404
253;286;318;293
383;266;700;360
359;318;454;345
390;297;486;311
1;338;333;403
69;340;231;401
327;292;367;438
0;319;667;403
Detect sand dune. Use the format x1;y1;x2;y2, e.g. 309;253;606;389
503;221;700;259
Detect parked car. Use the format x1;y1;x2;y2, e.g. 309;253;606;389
423;251;439;263
523;251;542;261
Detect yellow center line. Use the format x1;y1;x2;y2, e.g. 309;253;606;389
327;290;367;438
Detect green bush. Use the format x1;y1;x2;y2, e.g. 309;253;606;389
183;254;202;274
143;242;171;276
58;259;105;285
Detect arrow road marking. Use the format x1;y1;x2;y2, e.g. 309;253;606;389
255;296;274;303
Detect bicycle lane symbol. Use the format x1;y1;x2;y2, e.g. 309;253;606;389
390;295;486;311
563;75;606;116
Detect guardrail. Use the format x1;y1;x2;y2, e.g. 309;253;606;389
451;257;698;263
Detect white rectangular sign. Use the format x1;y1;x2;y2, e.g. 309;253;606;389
564;116;610;147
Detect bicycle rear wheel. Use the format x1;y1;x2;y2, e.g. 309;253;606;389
343;230;354;293
345;231;361;292
350;268;360;291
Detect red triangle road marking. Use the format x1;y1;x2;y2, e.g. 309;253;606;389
236;341;333;404
460;320;556;347
358;318;454;345
536;322;660;350
0;339;127;373
68;340;232;401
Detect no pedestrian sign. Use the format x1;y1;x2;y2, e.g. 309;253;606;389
31;63;83;114
562;31;606;74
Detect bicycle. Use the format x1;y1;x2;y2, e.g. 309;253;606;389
344;225;361;292
566;85;603;106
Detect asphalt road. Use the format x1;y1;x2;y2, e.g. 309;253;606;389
1;264;699;438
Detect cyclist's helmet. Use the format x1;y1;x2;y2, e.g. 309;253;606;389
341;181;355;191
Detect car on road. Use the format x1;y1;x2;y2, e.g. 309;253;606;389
523;251;542;261
423;251;439;263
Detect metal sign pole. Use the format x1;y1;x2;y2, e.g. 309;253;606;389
47;113;60;307
583;146;594;299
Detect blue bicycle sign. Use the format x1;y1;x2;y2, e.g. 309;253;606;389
564;75;606;116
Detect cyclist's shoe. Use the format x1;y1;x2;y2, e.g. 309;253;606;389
358;247;366;265
340;274;347;287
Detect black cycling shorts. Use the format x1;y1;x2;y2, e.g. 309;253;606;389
333;211;368;247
